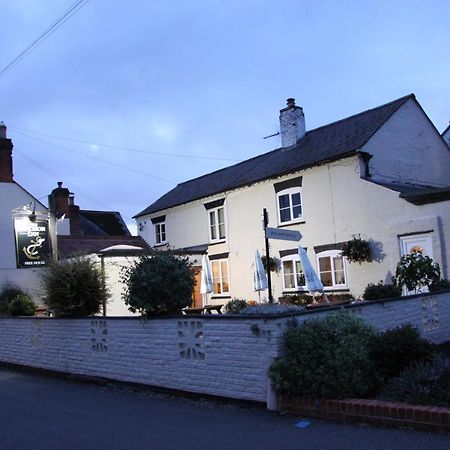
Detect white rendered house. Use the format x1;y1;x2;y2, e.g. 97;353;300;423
135;95;450;304
0;123;56;303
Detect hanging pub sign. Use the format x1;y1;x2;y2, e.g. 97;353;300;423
14;217;50;268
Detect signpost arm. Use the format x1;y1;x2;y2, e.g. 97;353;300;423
263;208;274;303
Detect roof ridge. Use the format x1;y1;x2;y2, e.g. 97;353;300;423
305;93;415;135
80;209;120;214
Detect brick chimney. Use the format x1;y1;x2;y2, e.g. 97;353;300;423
48;182;81;235
279;98;306;148
0;122;14;182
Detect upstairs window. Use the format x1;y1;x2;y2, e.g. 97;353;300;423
277;187;303;225
155;222;166;245
151;215;166;246
316;251;347;288
209;206;226;242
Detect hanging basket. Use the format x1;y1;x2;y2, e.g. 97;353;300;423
342;234;371;264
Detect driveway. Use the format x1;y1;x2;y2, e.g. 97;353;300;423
0;366;449;450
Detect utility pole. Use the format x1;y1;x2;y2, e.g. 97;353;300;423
262;208;274;303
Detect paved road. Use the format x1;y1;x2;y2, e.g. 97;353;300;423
0;367;449;450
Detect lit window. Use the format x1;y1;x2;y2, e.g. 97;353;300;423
155;222;166;245
316;251;347;288
277;187;303;224
209;206;226;242
211;259;229;295
281;255;306;291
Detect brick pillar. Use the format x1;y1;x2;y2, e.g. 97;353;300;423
0;122;13;182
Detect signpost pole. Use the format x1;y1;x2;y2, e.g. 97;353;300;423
263;208;274;303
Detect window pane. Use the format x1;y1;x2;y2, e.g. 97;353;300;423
333;256;343;271
295;261;305;287
334;270;346;285
212;261;221;294
280;208;291;222
283;260;295;289
319;257;331;272
218;223;226;239
209;211;216;240
279;194;290;208
320;271;333;287
292;205;302;219
291;192;301;206
217;208;225;239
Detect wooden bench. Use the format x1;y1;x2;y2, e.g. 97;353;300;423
183;304;224;315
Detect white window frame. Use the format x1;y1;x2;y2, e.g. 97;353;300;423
154;222;167;245
316;250;348;290
208;205;226;243
211;259;230;296
281;254;307;292
277;187;303;225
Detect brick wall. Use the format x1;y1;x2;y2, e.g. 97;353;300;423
0;291;449;406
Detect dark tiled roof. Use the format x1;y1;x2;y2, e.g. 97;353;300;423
58;235;149;257
80;210;131;236
135;94;414;217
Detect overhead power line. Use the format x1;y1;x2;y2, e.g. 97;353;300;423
9;125;240;162
15;148;137;222
14;129;177;184
0;0;91;79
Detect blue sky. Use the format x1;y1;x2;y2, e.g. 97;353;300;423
1;0;449;233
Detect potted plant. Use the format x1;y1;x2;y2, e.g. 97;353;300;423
261;255;279;273
342;234;371;264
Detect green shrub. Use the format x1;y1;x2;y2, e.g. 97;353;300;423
41;256;107;317
8;294;36;316
393;253;440;294
0;284;27;315
369;324;436;387
380;358;450;407
225;298;248;314
122;253;194;317
363;281;401;301
270;313;376;399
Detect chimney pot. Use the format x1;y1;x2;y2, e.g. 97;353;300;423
286;98;296;108
0;122;6;139
57;181;63;188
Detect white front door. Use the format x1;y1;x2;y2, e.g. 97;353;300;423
399;234;433;258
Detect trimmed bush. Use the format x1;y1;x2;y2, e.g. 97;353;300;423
363;281;401;301
122;253;195;316
270;313;376;399
380;358;450;407
8;294;36;316
0;284;28;315
393;253;440;293
225;298;248;314
368;324;437;387
41;256;107;317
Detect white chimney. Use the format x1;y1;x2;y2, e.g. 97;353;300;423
279;98;305;148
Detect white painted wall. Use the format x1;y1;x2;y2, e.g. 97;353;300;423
0;182;52;302
138;156;450;301
364;99;450;188
0;291;449;405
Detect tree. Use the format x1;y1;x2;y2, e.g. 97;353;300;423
41;256;108;317
122;252;195;317
393;253;440;294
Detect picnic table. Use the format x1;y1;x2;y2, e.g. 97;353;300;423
183;304;224;315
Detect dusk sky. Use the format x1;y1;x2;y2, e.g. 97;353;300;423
2;0;449;233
